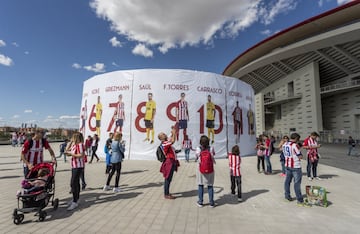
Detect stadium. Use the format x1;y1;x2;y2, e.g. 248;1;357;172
223;1;360;143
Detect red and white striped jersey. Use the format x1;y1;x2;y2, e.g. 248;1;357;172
303;137;318;155
228;153;241;176
182;139;192;149
176;100;188;120
70;143;85;168
116;101;125;119
283;141;302;168
22;139;50;166
232;107;242;122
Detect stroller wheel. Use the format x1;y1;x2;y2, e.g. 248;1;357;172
38;211;47;222
13;214;24;225
52;198;59;210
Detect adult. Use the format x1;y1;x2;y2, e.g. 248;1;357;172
206;95;216;144
196;135;216;207
85;135;92;158
278;135;289;177
113;94;125;133
159;132;178;199
65;132;85;211
263;135;272;174
255;139;265;173
175;92;189;142
20;130;56;177
144;93;156;144
303;132;321;181
95;96;102;136
283;133;309;207
232;101;243;144
103;132;125;193
348;136;356;156
89;134;99;163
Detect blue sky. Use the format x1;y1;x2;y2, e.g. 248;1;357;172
0;0;352;129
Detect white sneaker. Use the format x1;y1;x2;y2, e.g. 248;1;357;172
67;202;78;211
103;185;111;191
315;177;322;180
113;187;121;193
308;177;313;181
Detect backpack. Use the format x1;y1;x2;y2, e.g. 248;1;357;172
156;145;166;162
199;149;214;174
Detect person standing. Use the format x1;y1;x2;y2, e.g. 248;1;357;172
303;132;321;181
283;133;309;206
255;140;265;173
95;96;102;136
206;95;216;144
103;132;125;193
232;101;243;144
20;130;56;177
277;136;289;177
113;94;125;133
85;135;92;158
263;135;272;174
196;135;216;207
159;132;178;199
104;133;113;174
348;136;356;156
228;145;242;202
65;132;85;211
182;134;193;163
175;92;189;142
89;134;99;163
144;93;156;144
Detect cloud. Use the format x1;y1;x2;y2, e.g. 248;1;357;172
0;54;14;66
24;110;33;113
337;0;353;4
12;42;19;47
109;36;122;47
59;115;80;119
132;44;153;57
0;40;6;47
24;51;30;55
72;63;82;69
260;29;272;36
112;62;119;67
90;0;298;55
13;115;20;119
83;63;106;73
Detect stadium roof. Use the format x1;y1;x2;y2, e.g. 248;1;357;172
223;1;360;94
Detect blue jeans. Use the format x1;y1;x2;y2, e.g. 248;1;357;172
284;167;303;203
198;185;214;205
265;156;272;173
184;149;190;162
164;162;176;195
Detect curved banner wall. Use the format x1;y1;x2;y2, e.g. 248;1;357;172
80;69;256;160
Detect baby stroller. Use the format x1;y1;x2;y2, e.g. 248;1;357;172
13;162;59;224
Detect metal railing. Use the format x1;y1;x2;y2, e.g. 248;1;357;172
321;79;360;93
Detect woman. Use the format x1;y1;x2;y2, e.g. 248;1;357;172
103;132;125;193
66;132;85;211
89;134;99;163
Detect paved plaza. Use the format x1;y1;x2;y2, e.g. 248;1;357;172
0;142;359;233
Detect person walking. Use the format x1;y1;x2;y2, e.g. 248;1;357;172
65;132;85;211
283;133;309;207
159;132;178;199
89;134;99;163
182;134;193;163
57;139;69;163
196;135;216;207
103;132;125;193
228;145;242;202
348;136;356;156
303;132;321;181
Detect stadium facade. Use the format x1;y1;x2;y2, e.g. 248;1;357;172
223;1;360;142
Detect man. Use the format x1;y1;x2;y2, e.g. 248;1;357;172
21;130;56;177
283;133;309;207
247;104;254;135
303;132;321;181
144;93;156;144
175;92;189;142
113;94;125;133
79;99;87;136
95;96;102;136
158;132;178;199
206;95;216;144
348;136;356;156
232;101;243;144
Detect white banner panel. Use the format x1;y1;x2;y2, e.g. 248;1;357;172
80;69;256;160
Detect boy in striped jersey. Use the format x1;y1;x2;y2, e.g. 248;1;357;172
228;145;242;202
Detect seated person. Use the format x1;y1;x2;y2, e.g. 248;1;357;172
17;168;50;196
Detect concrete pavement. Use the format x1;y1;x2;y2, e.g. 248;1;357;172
0;143;359;233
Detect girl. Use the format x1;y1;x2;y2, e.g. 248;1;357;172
228;145;242;202
255;140;265;173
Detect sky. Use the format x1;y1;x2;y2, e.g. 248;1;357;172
0;0;354;129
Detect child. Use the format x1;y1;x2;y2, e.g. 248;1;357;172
228;145;242;202
17;168;50;196
278;136;289;177
196;135;216;207
255;140;265;173
57;139;69;162
182;134;194;162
